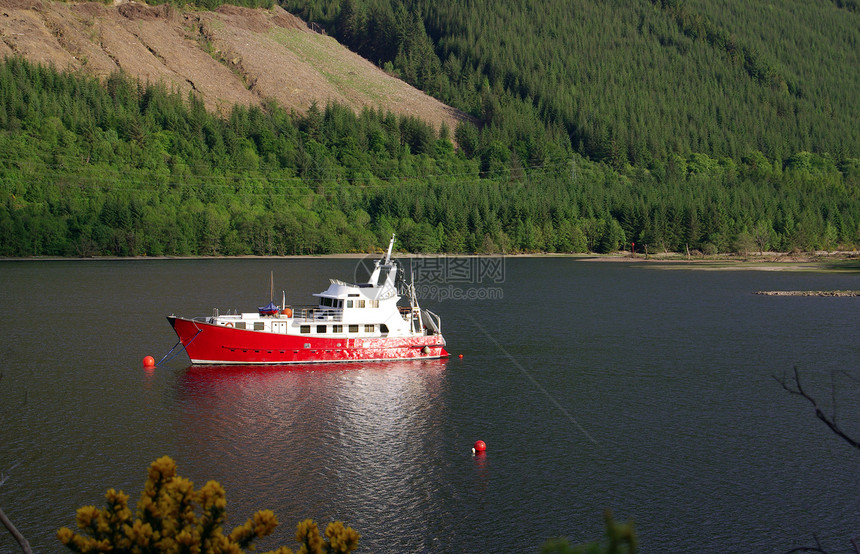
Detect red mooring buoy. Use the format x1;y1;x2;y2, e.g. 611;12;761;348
458;354;463;358
143;355;156;368
472;440;486;454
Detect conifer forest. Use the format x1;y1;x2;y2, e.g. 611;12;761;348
1;0;858;256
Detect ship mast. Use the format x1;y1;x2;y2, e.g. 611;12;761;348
384;233;395;264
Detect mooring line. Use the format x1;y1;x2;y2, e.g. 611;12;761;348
155;340;182;367
467;314;598;445
156;329;202;367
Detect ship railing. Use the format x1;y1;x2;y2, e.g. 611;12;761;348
423;309;442;335
294;306;344;322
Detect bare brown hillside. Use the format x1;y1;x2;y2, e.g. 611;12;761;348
0;0;469;131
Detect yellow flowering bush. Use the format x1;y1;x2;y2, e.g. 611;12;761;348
57;456;359;554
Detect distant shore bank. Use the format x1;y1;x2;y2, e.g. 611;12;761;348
3;250;858;272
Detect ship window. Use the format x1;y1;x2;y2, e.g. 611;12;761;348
333;325;343;333
357;300;366;308
365;324;375;333
349;324;359;333
235;322;246;330
336;300;343;308
380;324;389;333
300;325;310;333
321;297;333;307
346;300;353;308
369;300;379;308
317;325;326;333
254;322;265;331
348;293;359;297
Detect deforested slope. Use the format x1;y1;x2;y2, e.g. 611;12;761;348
0;0;468;131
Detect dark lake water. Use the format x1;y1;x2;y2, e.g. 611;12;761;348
1;257;859;552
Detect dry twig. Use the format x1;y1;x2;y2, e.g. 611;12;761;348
774;366;860;450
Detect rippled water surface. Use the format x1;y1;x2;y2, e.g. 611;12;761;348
1;258;859;552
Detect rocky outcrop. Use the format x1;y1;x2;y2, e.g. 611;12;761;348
754;290;860;296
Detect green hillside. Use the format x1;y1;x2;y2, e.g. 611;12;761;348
286;0;860;165
1;57;857;257
1;0;859;257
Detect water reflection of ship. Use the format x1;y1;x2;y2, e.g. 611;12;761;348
175;360;449;548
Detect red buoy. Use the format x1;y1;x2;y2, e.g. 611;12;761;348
473;440;486;453
458;354;463;358
143;356;156;368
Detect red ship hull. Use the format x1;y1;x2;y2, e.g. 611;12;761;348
168;316;449;365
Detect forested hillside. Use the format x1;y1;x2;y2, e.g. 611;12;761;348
286;0;860;165
1;57;857;257
0;0;859;257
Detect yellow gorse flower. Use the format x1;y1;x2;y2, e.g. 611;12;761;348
325;521;360;554
58;456;359;554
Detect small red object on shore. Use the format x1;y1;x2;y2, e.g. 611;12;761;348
473;440;486;453
143;355;156;368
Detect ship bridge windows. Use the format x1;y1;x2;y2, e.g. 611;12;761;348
319;297;345;308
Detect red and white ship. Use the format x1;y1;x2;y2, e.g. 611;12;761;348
168;235;448;365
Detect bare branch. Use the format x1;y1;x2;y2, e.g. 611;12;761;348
831;371;838;426
774;367;860;451
1;373;31;553
783;534;827;553
0;506;31;554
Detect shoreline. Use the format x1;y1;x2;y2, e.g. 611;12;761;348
2;250;859;271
